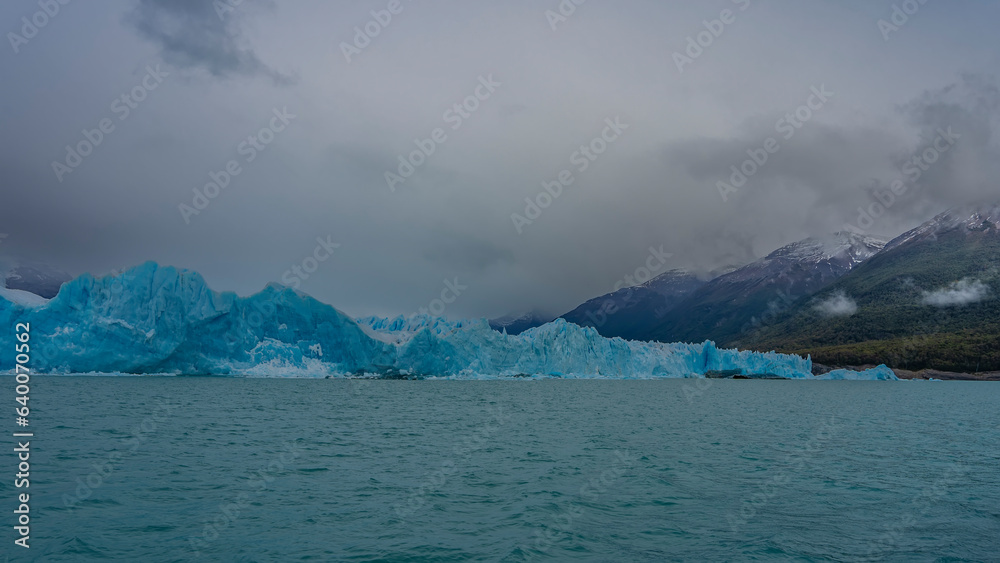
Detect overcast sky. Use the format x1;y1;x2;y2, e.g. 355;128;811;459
2;0;998;318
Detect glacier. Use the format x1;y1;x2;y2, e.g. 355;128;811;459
0;262;897;380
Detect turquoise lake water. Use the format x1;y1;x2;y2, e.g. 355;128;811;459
4;378;999;561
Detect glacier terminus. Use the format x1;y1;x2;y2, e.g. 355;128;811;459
0;262;897;380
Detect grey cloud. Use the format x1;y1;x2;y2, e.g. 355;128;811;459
3;2;1000;319
126;0;293;85
422;235;515;273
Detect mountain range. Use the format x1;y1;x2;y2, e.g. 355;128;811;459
545;232;886;347
649;233;888;347
496;202;998;373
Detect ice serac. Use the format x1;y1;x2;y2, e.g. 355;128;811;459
0;262;895;379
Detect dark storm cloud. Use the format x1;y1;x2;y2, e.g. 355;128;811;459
126;0;293;85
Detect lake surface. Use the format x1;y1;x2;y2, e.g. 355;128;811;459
6;378;999;561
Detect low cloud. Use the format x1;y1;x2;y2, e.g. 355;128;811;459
922;278;991;307
814;291;858;317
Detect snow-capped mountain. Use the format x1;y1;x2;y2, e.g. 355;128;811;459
0;256;72;299
718;232;887;286
0;261;896;379
643;268;716;296
647;232;888;346
883;202;1000;252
